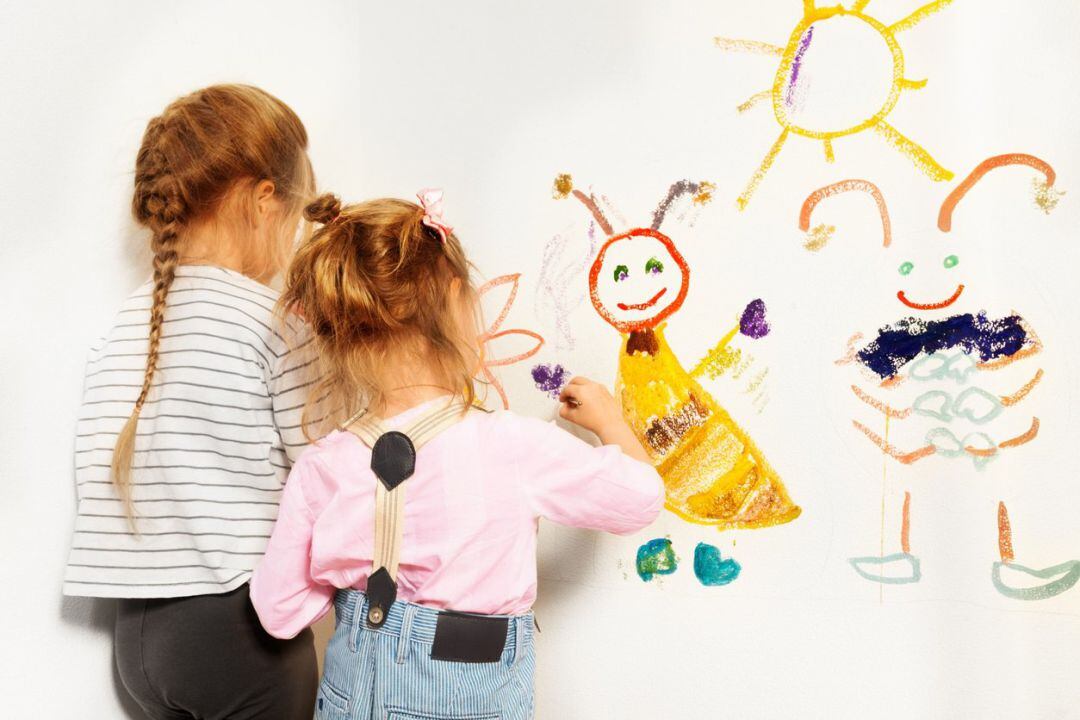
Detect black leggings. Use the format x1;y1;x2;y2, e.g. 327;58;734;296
115;584;317;720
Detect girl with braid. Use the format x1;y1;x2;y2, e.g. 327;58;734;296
63;84;319;720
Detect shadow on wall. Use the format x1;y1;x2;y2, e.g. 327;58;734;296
59;596;149;720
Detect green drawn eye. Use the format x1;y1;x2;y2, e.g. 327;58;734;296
614;264;629;282
645;257;664;275
899;261;914;276
943;254;959;269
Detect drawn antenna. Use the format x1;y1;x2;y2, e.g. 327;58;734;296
938;154;1058;231
553;174;613;236
799;179;892;248
652;180;704;230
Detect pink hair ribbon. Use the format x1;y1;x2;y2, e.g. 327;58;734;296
417;187;453;242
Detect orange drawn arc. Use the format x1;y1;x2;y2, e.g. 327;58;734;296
938;154;1056;231
799;179;892;247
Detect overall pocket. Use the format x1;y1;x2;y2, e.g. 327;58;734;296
387;710;499;720
315;677;350;718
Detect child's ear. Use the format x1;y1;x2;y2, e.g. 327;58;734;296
253;179;278;224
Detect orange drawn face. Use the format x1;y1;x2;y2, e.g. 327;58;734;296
588;228;690;333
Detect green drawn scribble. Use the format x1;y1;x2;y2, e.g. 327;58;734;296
848;552;921;584
991;560;1080;601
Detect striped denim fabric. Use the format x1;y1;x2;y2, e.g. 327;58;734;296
316;590;535;720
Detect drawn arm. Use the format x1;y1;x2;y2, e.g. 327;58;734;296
691;299;771;380
690;323;741;380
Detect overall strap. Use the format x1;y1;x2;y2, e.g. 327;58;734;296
343;400;475;626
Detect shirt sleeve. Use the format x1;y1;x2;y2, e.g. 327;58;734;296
511;415;664;535
249;456;334;639
267;317;320;465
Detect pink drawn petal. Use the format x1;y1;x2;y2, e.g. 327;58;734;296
484;329;544;367
479;364;511;409
478;274;521;336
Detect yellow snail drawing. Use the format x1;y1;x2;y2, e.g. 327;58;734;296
558;177;800;530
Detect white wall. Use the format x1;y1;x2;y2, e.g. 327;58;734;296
2;1;1079;718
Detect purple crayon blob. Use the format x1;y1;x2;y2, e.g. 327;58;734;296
531;363;570;398
740;299;770;339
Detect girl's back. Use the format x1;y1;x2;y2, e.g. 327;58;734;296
65;265;310;597
253;397;662;637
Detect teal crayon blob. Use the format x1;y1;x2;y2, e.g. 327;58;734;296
636;538;678;581
693;542;741;586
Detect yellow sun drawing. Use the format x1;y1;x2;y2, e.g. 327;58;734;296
716;0;956;209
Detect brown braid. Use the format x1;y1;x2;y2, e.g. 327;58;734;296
111;85;312;526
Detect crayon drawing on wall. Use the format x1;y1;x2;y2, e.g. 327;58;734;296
715;0;956;208
553;177;801;532
808;154;1063;597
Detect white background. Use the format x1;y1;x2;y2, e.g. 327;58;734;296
2;1;1079;718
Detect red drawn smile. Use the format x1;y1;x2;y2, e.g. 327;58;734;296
897;284;965;310
618;287;667;312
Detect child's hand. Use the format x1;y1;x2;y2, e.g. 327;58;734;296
558;376;622;434
558;377;651;463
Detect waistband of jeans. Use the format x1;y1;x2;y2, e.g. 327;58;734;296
334;589;533;646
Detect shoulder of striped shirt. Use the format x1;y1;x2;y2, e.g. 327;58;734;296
112;271;312;368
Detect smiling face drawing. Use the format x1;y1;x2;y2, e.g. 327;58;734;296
588;228;690;333
895;253;964;310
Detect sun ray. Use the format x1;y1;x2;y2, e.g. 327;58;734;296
899;78;928;90
852;0;872;11
737;89;772;113
804;0;817;14
714;37;785;56
738;128;790;210
872;120;953;181
888;0;955;34
823;138;835;162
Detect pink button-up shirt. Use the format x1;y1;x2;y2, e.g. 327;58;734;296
250;399;664;639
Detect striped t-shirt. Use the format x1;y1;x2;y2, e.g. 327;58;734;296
63;265;317;598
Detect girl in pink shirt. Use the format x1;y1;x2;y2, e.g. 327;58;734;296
249;191;662;719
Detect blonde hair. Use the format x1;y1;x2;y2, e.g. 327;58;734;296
281;193;481;438
112;84;312;521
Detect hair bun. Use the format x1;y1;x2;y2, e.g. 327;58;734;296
304;193;342;224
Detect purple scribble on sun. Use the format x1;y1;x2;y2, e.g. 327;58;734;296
740;299;770;339
531;363;570;398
